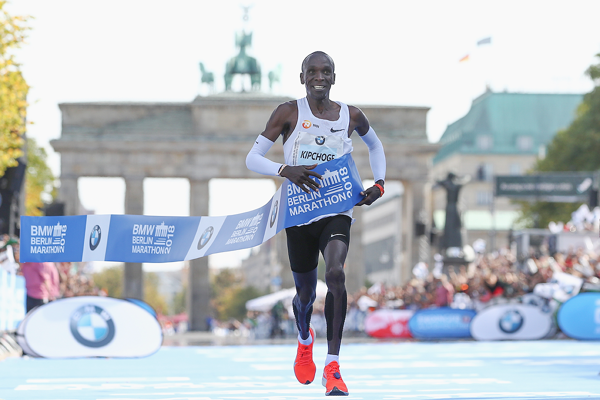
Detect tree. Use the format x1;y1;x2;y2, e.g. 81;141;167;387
25;138;56;216
218;286;265;322
92;266;168;315
535;56;600;173
210;268;266;321
144;272;168;315
171;284;187;315
0;2;29;176
518;53;600;227
93;265;123;298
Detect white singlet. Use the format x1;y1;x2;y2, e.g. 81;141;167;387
283;97;355;224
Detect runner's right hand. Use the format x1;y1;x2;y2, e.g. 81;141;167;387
280;164;322;193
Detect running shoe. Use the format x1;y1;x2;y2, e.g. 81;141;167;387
293;327;316;384
322;361;349;396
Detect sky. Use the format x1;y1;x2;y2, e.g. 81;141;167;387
6;0;600;270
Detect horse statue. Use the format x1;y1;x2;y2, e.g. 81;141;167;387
224;31;261;92
199;62;215;93
268;64;282;92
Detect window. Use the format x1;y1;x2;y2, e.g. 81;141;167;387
517;136;533;151
476;191;493;206
509;163;521;176
477;135;493;150
477;163;494;182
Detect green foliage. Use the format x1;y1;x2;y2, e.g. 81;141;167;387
93;265;123;298
0;2;30;176
92;266;168;315
25;138;56;216
171;284;187;315
211;268;266;321
515;200;583;229
518;53;600;227
144;272;168;315
218;286;265;322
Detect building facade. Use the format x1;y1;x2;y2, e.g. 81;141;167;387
432;90;583;251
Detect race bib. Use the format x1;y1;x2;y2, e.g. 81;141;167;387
292;131;344;166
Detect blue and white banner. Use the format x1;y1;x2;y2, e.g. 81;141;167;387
470;304;553;341
20;154;364;263
408;308;476;339
557;293;600;340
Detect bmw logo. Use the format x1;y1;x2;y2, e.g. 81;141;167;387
270;200;278;228
498;309;524;333
197;226;214;250
89;225;101;251
70;305;115;348
315;136;326;145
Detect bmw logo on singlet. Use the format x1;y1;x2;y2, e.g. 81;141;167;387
315;136;326;145
270;200;278;228
89;225;101;251
197;226;214;250
70;305;115;348
499;309;524;333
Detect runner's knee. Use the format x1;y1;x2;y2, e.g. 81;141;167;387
325;266;345;294
296;286;316;306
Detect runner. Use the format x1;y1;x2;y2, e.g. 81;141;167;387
246;51;386;396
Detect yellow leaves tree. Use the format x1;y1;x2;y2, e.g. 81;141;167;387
25;138;56;216
0;1;30;176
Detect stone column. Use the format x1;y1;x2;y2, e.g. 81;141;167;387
123;176;144;300
421;181;433;265
188;179;211;331
58;175;80;216
401;180;413;284
276;232;294;289
346;206;364;294
393;186;404;285
271;178;294;289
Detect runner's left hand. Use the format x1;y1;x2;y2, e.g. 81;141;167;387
357;185;382;206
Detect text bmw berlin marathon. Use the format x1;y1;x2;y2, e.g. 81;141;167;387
287;165;354;216
30;223;67;254
132;222;175;254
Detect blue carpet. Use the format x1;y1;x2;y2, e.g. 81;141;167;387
1;340;600;399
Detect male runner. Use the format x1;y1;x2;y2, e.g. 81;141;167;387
246;51;386;396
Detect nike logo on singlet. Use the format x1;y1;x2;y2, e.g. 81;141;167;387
330;128;344;133
330;233;346;238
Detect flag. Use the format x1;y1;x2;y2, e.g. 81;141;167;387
459;54;470;63
477;37;492;46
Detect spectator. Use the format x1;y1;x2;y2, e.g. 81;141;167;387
20;261;59;312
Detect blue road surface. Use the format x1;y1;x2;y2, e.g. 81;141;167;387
2;340;600;400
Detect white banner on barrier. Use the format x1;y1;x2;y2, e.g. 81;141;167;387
0;245;25;331
470;304;553;341
19;296;162;358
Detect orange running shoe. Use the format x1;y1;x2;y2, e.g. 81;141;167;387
293;327;316;385
322;361;349;396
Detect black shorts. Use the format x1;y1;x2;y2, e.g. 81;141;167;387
285;215;351;273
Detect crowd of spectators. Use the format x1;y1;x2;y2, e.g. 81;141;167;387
351;248;600;314
244;243;600;339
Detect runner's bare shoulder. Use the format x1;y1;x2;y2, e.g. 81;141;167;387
263;100;298;142
347;105;370;136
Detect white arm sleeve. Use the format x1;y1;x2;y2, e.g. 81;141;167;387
246;135;283;177
360;127;386;183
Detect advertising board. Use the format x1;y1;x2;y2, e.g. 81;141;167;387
557;293;600;340
408;308;476;339
470;304;553;340
17;296;162;358
364;309;414;338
